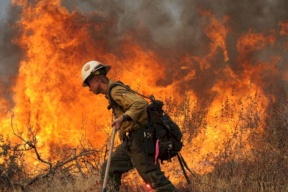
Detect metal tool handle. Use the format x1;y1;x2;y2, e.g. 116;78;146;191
102;125;117;192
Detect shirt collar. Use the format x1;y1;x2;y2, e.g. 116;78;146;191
105;79;115;99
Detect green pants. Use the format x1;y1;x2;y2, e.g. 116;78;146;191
101;129;178;192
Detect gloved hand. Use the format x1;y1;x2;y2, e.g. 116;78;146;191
112;115;124;131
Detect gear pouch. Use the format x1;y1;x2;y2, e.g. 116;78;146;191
143;125;155;155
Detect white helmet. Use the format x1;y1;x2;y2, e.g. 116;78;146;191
81;60;111;87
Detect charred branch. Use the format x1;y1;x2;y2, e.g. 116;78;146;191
8;115;103;191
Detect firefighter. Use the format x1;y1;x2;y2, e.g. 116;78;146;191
81;60;179;192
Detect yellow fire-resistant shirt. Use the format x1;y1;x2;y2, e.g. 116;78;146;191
106;80;149;132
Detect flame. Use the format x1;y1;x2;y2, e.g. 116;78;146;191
201;10;230;63
2;0;171;165
0;0;287;182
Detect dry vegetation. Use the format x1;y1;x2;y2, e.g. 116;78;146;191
0;88;287;192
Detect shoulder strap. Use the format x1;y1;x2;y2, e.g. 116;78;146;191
107;81;127;110
107;81;146;127
107;81;155;110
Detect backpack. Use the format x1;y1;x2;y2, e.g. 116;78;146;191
146;99;183;162
107;81;193;184
107;81;183;162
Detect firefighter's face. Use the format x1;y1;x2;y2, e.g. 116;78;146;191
87;76;102;95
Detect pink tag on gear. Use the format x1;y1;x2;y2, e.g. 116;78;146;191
155;139;159;164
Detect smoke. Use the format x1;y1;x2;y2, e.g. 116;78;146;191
62;0;204;53
1;0;288;103
0;1;22;102
61;0;288;93
60;0;288;49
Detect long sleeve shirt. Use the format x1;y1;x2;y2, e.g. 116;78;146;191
106;80;149;132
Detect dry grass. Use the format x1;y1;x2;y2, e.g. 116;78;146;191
1;88;288;192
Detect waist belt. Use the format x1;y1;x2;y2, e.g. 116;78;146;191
126;126;146;139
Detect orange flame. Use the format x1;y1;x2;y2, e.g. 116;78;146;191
0;0;287;180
